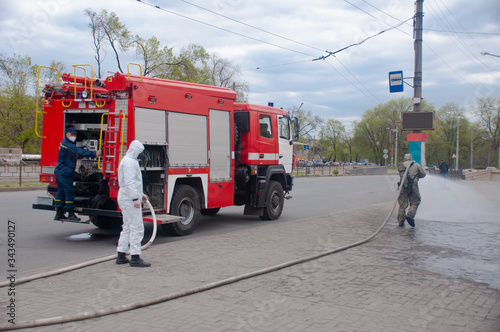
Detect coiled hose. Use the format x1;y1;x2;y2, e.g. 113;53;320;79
0;169;409;331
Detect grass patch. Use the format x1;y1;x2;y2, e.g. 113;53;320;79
0;182;46;188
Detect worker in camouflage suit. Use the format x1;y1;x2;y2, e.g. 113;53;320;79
398;153;426;227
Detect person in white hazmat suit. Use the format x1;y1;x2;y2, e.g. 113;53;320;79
116;140;151;267
397;153;426;227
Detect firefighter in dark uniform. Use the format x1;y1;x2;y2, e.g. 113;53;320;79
397;153;426;227
54;127;102;221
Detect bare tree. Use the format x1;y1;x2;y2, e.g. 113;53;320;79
99;10;131;73
288;104;323;140
471;96;500;166
207;54;249;101
84;8;106;78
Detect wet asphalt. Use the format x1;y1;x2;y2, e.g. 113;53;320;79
380;175;500;290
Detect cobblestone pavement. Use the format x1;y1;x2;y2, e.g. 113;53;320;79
2;202;499;331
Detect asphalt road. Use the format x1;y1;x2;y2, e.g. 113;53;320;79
0;175;400;277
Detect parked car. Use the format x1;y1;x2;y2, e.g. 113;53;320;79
305;161;313;167
313;160;325;167
296;160;306;167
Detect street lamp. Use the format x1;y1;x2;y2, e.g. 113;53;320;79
387;128;398;167
481;51;500;58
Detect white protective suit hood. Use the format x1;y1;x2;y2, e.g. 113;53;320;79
126;140;144;160
117;140;144;204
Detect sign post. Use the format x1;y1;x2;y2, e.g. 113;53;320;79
389;71;404;93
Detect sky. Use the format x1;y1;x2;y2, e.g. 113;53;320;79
1;0;499;127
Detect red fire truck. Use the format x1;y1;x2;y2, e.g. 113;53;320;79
33;64;298;236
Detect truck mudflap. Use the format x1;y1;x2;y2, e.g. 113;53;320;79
285;173;294;192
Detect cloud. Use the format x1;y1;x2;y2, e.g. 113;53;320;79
0;0;499;122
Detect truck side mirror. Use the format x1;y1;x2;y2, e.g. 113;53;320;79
293;117;299;140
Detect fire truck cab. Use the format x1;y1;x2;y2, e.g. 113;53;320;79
33;65;297;236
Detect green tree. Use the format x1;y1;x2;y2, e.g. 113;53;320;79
343;128;355;162
354;97;415;164
470;96;500;167
469;123;490;168
170;44;211;83
133;36;178;77
426;102;470;168
0;53;39;152
319;119;346;161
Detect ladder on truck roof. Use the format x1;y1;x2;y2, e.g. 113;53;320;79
99;109;126;178
98;62;139;177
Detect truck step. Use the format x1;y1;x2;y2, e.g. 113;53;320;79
143;214;184;224
59;219;91;225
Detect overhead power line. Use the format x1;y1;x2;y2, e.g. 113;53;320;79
343;0;412;36
321;58;380;105
175;0;326;53
243;60;313;72
136;0;414;104
426;0;498;78
313;16;414;60
425;28;500;36
135;0;317;58
359;0;412;27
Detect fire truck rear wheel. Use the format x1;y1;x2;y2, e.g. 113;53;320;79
260;180;284;221
90;199;123;229
201;208;221;216
162;185;201;236
91;216;122;230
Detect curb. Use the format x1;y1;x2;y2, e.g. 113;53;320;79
0;186;45;192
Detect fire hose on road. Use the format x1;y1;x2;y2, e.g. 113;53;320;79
0;199;158;289
0;169;410;331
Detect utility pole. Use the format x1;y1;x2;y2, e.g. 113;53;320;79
394;129;398;166
456;117;459;170
413;0;424;113
470;127;473;169
407;0;427;167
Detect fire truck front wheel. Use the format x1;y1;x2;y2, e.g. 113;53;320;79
162;185;201;236
260;180;284;221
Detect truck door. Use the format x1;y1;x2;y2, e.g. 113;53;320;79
257;113;278;164
278;115;293;173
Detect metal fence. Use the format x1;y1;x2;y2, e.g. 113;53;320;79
427;168;464;180
294;165;388;177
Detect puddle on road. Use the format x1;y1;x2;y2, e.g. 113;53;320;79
380;176;500;289
415;220;500;289
381;220;500;290
65;232;117;241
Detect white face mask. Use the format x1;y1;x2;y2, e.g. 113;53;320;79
69;136;77;143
